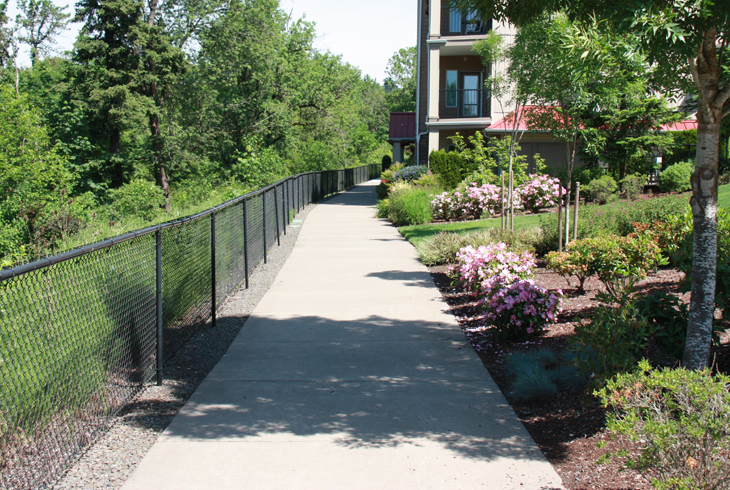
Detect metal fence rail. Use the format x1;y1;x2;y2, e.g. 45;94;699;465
0;164;381;490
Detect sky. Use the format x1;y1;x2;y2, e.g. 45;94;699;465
7;0;417;83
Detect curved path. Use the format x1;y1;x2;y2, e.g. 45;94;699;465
122;181;564;490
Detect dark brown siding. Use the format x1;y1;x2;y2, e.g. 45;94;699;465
439;56;485;89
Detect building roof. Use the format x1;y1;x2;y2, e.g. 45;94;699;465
486;106;698;133
388;112;416;142
661;120;698;131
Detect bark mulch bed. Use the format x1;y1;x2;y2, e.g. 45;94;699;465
428;262;730;490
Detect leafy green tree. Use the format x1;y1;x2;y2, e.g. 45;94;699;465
384;46;416;112
0;1;12;67
70;0;186;204
461;0;730;369
510;13;601;245
0;85;73;257
474;32;530;229
71;0;149;184
15;0;70;65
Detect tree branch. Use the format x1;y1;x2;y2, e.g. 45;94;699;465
687;54;712;122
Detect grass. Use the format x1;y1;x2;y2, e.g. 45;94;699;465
720;183;730;209
399;213;544;250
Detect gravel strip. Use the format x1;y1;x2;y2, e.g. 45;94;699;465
54;204;316;490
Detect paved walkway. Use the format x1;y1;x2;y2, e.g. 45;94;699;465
122;181;564;490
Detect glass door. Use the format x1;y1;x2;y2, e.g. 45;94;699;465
461;73;481;117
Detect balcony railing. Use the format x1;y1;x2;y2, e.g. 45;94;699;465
440;7;492;36
439;88;490;118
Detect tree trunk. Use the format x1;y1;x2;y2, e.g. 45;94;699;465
148;0;158;25
150;112;171;211
683;27;727;370
110;128;120;154
508;153;514;231
156;162;171;211
146;0;171;211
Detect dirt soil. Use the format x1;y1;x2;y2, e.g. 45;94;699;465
428;262;730;490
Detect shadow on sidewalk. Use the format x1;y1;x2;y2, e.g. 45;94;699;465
145;313;549;465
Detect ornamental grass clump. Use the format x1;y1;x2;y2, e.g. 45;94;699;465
516;174;564;213
451;243;563;341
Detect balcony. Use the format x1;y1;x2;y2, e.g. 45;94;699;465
439;89;490;118
440;7;492;36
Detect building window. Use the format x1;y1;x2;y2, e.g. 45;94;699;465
464;10;480;33
461;73;481;117
449;9;461;33
446;70;457;107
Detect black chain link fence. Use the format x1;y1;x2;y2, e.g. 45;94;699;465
0;165;381;490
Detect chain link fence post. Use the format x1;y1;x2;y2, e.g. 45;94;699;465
211;212;217;328
243;197;249;289
262;190;268;264
275;185;281;247
156;229;163;386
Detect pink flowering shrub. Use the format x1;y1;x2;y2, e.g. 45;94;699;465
432;183;518;221
516;174;565;213
453;243;535;294
451;242;563;340
482;279;563;341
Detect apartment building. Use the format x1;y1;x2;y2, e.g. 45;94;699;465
415;0;575;172
415;0;514;163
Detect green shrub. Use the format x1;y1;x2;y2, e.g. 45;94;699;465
376;198;390;219
546;234;665;299
382;154;392;170
583;234;667;300
635;292;688;360
430;150;465;190
570;299;651;384
597;360;730;490
585;175;618;204
108;179;166;221
658;160;693;193
620;173;645;200
376;182;389;200
545;247;593;293
380;162;405;184
537;195;690;253
413;172;442;189
386;185;435;226
617;195;690;236
460;168;500;187
629;212;692;258
573;166;608;187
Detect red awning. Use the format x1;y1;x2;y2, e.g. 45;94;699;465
487;106;697;133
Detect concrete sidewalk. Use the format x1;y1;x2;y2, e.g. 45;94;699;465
121;181;564;490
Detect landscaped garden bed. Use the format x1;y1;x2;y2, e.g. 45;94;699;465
430;262;702;490
379;139;730;488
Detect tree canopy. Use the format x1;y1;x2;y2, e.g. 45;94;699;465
0;0;392;261
460;0;729;369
